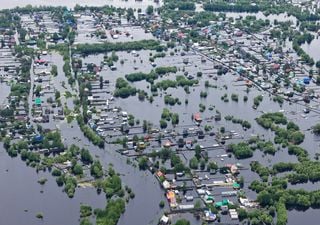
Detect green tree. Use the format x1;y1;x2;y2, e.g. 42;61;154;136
91;160;103;178
81;148;93;164
175;219;190;225
312;123;320;135
160;119;167;129
146;5;154;15
316;60;320;72
189;157;199;169
195;145;202;159
73;164;83;175
138;157;148;170
257;190;273;206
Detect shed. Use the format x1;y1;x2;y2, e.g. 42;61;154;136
35;98;41;106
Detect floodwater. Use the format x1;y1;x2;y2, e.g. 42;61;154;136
0;119;165;225
0;82;10;105
59;121;165;225
0;146;106;225
225;12;297;24
0;4;320;225
0;0;162;10
301;35;320;63
0;49;164;225
287;208;320;225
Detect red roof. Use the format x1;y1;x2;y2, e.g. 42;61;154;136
35;59;46;63
272;64;280;70
194;112;202;122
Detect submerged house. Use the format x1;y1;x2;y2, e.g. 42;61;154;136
194;112;202;123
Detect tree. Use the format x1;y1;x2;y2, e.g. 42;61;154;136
159;200;165;208
73;164;83;175
146;5;154;15
175;219;190;225
81;148;93;164
257;190;273;206
51;65;58;76
55;90;61;100
91;160;103;178
189;157;199;169
52;32;60;41
316;76;320;85
141;120;148;133
127;8;134;21
238;208;248;221
296;194;311;208
289;131;304;144
171;113;179;126
195;145;202;159
312;123;320;135
138;157;148;170
316;60;320;72
228;142;253;159
35;85;42;97
99;76;103;89
208;161;218;171
80;218;92;225
160;119;167;129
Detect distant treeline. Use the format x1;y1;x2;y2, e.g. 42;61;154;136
73;40;165;55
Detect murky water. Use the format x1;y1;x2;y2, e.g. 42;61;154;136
59;121;165;225
0;3;319;224
0;146;106;225
225;12;297;24
302;35;320;63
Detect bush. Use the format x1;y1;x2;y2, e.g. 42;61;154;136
80;205;92;217
228;142;253;159
312;123;320;135
159;200;165;208
52;169;62;176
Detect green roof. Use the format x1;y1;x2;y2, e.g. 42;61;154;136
206;195;214;201
233;182;240;189
35;98;41;105
222;199;228;205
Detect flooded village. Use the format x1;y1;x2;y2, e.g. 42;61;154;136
1;1;320;225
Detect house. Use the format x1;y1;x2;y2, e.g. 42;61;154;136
35;59;47;65
166;191;177;208
229;209;238;220
194;112;202;123
159;215;170;225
